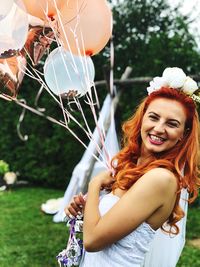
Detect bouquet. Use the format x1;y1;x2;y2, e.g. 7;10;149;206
57;214;84;267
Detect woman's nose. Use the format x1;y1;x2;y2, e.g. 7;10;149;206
153;122;165;133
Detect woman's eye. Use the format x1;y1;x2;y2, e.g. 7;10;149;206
167;122;178;128
149;115;157;121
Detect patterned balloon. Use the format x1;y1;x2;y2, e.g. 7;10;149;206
0;54;26;97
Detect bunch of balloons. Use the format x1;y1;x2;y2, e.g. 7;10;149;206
0;0;113;98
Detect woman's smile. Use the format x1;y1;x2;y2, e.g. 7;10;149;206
148;134;167;145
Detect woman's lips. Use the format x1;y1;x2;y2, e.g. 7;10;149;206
148;134;166;145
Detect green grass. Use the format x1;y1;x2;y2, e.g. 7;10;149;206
177;245;200;267
177;207;200;267
0;187;200;266
0;187;68;267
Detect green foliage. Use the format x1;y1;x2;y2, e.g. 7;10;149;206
1;0;200;188
0;160;9;175
105;0;200;78
176;206;200;266
0;81;85;188
177;245;200;267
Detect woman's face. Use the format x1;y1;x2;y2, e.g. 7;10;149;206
140;98;186;156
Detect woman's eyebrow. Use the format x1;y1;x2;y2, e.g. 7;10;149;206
148;112;181;125
148;111;159;116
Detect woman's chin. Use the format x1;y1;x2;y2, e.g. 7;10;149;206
145;144;166;154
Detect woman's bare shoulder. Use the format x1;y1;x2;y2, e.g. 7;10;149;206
135;167;177;192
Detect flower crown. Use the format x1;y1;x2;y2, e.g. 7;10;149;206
147;67;200;103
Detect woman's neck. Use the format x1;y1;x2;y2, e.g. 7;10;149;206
137;155;149;166
137;145;152;166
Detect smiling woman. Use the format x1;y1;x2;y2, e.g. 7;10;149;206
64;67;200;267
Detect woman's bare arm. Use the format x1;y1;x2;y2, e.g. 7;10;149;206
83;168;177;252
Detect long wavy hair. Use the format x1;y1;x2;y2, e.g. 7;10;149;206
111;87;200;234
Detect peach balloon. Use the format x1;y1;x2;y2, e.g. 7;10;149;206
22;0;64;20
58;0;113;56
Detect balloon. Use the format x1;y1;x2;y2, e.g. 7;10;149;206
22;0;65;20
0;0;14;21
0;54;26;97
58;0;113;56
44;47;95;98
28;14;46;27
23;25;54;65
0;0;29;58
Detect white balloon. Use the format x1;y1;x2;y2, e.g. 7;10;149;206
0;0;14;21
44;47;95;98
0;0;28;58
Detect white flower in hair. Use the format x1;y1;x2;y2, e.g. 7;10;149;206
162;67;186;88
147;67;199;99
182;76;198;95
147;76;167;95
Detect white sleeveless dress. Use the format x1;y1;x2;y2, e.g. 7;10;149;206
80;193;156;267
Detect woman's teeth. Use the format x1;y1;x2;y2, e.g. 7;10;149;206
149;134;165;142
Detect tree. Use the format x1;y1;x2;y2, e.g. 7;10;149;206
95;0;200;78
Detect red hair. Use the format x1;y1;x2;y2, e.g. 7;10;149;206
112;87;200;234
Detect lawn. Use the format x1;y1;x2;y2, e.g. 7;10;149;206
0;186;200;266
0;187;68;267
177;207;200;266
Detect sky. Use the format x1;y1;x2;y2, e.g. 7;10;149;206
168;0;200;41
168;0;200;15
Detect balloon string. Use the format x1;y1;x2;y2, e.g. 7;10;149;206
23;47;35;67
19;1;111;167
16;99;28;142
11;97;107;168
46;50;92;138
46;19;107;161
52;0;96;97
25;61;99;145
72;97;107;161
12;56;108;160
50;3;78;61
110;36;114;97
84;91;111;165
73;97;94;139
19;61;102;147
22;58;109;167
85;93;106;145
34;85;46;112
92;83;100;110
85;93;111;166
62;94;107;163
52;0;86;56
49;56;70;127
51;1;101;125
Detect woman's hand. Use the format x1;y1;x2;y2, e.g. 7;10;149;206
64;192;86;218
90;171;115;191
